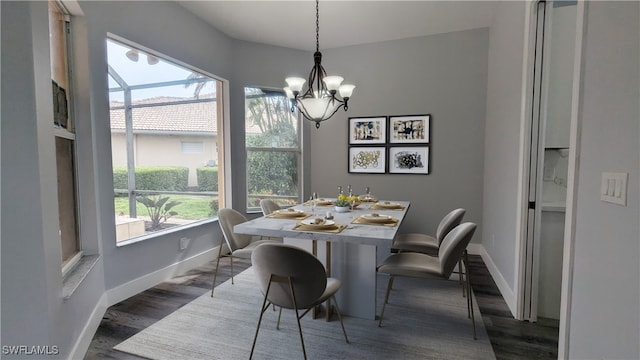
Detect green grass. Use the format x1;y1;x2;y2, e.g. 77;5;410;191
114;194;216;220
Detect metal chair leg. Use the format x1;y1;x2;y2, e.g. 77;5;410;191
229;254;234;284
331;296;350;343
288;277;307;360
378;276;394;327
211;242;225;297
464;251;476;340
385;276;395;304
250;278;274;359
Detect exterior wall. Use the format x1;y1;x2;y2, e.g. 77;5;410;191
111;133;218;187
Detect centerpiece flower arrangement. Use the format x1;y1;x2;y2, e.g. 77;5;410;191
334;194;360;210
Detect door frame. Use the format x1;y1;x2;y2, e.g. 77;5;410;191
514;1;586;358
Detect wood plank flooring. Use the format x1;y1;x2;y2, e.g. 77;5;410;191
85;255;558;359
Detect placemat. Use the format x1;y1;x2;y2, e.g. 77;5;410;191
292;222;347;233
351;216;399;227
266;212;311;220
369;203;405;210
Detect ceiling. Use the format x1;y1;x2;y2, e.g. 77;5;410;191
176;1;496;51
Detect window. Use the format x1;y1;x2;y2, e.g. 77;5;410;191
245;87;302;211
107;38;224;243
49;0;81;274
181;141;204;154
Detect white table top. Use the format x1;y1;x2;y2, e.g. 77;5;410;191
234;200;411;248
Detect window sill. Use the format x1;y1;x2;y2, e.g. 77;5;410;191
62;254;100;299
116;217;219;247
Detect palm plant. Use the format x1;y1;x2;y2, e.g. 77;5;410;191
136;195;181;230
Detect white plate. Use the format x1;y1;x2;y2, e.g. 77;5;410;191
301;218;335;227
276;209;304;216
375;202;402;209
360;214;394;222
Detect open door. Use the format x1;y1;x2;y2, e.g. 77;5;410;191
521;0;577;322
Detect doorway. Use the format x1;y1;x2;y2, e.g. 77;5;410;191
521;0;578;322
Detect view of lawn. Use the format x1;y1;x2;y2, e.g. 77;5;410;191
114;194;216;220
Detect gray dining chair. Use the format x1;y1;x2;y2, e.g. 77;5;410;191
250;243;349;360
391;208;466;253
391;208;467;296
211;208;282;297
377;222;477;339
259;199;281;215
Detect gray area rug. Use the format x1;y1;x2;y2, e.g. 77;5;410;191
115;267;495;359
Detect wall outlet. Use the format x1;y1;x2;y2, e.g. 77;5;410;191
180;237;191;250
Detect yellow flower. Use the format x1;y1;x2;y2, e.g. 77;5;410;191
338;194;347;201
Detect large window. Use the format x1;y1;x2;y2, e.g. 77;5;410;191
245;87;301;211
49;0;81;274
107;38;224;243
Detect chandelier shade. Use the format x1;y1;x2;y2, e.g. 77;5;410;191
284;0;355;128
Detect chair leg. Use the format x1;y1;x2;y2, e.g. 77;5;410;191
230;254;234;285
385;276;395;304
250;278;274;359
210;242;225;297
276;307;283;330
331;296;349;343
464;251;476;340
288;278;307;360
378;276;394;327
459;258;466;298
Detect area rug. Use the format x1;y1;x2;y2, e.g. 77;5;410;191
115;267;495;359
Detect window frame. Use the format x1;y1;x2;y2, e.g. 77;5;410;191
50;0;83;276
106;35;228;245
244;87;303;213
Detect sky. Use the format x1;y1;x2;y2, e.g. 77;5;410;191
106;39;216;102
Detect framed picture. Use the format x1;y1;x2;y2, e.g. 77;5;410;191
349;117;387;144
349;147;386;173
389;114;430;144
388;146;429;174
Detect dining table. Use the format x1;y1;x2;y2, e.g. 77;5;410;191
233;198;411;320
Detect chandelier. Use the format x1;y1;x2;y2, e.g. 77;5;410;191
284;0;355;129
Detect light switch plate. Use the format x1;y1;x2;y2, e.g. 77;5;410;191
601;172;628;206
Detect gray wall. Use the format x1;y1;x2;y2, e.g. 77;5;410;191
79;0;234;291
309;30;489;245
567;2;639;358
482;0;528;311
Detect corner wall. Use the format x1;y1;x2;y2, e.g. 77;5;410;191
567;2;639;358
481;1;529;314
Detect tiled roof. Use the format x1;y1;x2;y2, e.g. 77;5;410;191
109;95;264;135
110;94;218;133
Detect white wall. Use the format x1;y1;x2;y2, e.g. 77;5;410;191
567;2;639;358
481;0;528;313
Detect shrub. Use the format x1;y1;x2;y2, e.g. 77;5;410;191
113;166;188;191
197;166;218;191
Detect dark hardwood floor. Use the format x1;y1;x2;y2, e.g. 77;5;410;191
85;255;558;359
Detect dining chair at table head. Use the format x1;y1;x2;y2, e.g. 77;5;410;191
377;222;478;339
250;243;349;360
259;199;281;216
211;208;282;297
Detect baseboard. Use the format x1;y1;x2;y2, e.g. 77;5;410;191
469;243;518;317
105;247;218;307
68;292;108;360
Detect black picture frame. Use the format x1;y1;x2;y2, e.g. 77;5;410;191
348;146;386;173
348;116;387;145
388;146;430;174
389;114;430;144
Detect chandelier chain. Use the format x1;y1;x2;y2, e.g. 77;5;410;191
315;0;320;52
